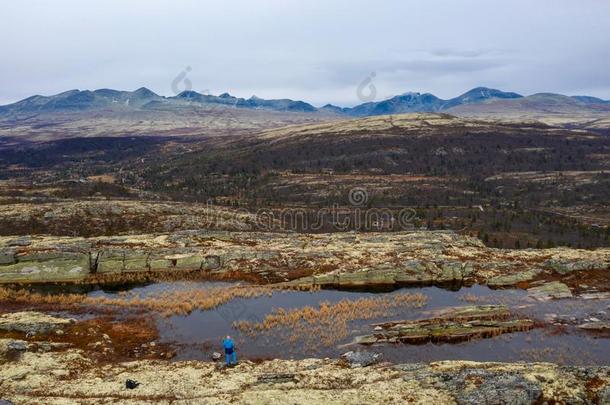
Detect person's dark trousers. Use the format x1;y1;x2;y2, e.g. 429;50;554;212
225;351;237;366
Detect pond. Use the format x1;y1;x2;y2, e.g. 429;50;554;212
85;281;610;366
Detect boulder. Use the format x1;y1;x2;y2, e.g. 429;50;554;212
341;351;382;367
7;340;27;352
0;339;28;357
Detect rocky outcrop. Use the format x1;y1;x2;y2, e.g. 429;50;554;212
351;305;534;345
543;257;608;275
398;363;545;404
0;250;90;283
0;200;267;237
0;230;608;287
0;312;75;335
0;349;607;404
0;311;606;404
487;269;542;287
0;338;72;361
527;281;573;300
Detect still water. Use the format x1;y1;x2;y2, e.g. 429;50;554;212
86;281;610;365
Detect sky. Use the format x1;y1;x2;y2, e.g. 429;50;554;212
1;0;609;107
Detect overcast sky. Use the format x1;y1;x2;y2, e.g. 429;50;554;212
1;0;609;106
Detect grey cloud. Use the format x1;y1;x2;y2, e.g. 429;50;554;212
428;49;502;58
1;0;610;106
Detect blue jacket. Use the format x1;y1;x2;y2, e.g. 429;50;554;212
223;338;234;353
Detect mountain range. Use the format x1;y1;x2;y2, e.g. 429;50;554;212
321;87;524;116
2;86;609;118
0;87;318;116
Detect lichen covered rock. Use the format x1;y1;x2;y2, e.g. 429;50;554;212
527;281;573;300
0;350;606;404
0;231;607;289
0;311;75;335
352;305;534;345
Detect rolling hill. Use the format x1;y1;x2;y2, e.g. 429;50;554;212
446;93;610;126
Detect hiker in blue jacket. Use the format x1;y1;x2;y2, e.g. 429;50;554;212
223;335;237;366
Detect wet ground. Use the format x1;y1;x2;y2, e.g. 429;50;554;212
78;281;610;366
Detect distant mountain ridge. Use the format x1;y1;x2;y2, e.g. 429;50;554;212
0;87;318;115
330;87;524;117
1;86;609;117
1;87;163;113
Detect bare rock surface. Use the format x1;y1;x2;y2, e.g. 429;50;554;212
0;200;269;237
351;305;534;345
0;348;607;404
0;230;608;287
527;281;573;300
0;311;75;335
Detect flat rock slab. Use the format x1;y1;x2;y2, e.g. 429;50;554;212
0;311;75;335
353;305;534;345
374;305;513;328
577;321;610;331
256;373;298;384
487;269;542;287
527;281;573;301
2;230;609;287
579;292;610;300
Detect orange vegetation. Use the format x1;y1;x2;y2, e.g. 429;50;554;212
233;292;428;350
0;284;302;317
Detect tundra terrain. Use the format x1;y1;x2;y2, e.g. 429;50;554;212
0;107;608;404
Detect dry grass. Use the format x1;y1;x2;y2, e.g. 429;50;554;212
0;284;311;317
233;292;428;350
84;286;276;317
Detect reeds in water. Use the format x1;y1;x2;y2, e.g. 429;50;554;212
233;292;428;350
